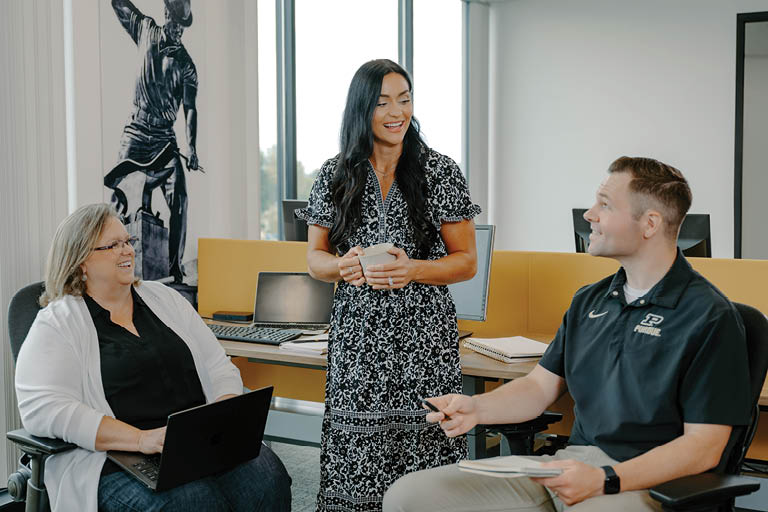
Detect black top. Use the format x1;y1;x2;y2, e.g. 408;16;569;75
539;250;751;462
84;286;206;430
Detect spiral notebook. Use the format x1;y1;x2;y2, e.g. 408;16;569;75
463;336;548;364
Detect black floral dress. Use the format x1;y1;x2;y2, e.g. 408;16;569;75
297;148;481;511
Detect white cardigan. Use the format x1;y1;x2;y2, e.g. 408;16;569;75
15;281;243;512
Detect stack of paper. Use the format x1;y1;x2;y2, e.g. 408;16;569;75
279;340;328;356
463;336;548;364
458;456;562;478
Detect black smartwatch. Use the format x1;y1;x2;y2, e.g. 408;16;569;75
602;465;620;495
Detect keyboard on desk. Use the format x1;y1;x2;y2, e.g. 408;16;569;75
207;324;302;345
251;322;329;331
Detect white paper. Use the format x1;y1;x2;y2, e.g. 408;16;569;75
295;333;329;341
458;456;562;478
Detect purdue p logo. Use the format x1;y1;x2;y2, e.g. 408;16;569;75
634;313;664;337
640;314;664;327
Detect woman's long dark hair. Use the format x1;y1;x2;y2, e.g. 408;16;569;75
328;59;437;258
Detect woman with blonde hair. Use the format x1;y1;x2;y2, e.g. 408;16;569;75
15;203;291;512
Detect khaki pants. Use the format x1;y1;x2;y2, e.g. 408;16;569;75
382;445;663;512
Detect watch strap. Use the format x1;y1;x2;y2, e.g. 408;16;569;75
602;465;620;494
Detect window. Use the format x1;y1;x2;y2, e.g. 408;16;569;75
413;0;462;166
259;0;465;240
258;0;278;239
294;0;398;198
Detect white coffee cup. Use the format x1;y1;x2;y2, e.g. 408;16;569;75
358;242;396;277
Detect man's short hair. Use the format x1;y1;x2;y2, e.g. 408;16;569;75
608;156;692;239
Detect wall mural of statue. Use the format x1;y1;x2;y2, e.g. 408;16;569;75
104;0;202;284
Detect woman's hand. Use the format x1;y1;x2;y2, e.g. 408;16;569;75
337;246;366;286
366;247;414;290
136;426;166;454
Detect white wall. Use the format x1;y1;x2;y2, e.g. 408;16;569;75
485;0;768;256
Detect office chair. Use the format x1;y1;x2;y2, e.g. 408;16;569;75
481;411;564;456
6;282;76;512
480;303;765;511
572;209;712;258
648;302;767;511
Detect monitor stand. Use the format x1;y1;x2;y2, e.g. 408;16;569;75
458;330;473;340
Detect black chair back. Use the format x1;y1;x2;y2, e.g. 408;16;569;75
7;282;45;362
714;302;768;474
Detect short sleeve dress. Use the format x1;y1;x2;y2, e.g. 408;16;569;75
296;147;481;512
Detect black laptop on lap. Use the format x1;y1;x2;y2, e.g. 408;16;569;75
107;386;273;492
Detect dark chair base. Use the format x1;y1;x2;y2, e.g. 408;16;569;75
6;429;76;512
480;411;564;456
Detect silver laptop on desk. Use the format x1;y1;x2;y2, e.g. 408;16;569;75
250;272;335;331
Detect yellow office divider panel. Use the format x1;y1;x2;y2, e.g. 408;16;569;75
198;238;322;401
232;358;326;403
457;252;619;340
527;253;618;337
198;238;309;317
689;257;768;313
457;251;530;338
197;240;768;458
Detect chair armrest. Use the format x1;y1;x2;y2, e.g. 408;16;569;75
649;473;760;509
484;411;564;436
7;428;77;456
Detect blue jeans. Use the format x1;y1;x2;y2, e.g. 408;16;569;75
98;444;291;511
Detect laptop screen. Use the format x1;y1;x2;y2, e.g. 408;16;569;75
253;272;335;324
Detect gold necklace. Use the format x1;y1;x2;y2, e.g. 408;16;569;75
369;160;395;177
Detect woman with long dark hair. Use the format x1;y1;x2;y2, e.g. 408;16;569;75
297;59;480;511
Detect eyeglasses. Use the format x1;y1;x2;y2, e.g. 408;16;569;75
92;236;140;253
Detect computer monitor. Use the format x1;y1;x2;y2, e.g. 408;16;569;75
572;208;591;253
572;209;711;258
448;225;495;321
282;200;309;241
677;214;711;257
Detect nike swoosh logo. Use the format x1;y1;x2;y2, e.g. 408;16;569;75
588;310;608;319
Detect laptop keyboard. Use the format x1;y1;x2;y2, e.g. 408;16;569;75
251;322;328;331
133;455;161;482
208;324;302;345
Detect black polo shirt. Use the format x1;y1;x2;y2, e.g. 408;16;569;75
538;249;751;462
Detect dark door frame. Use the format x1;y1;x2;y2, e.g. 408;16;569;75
734;11;768;258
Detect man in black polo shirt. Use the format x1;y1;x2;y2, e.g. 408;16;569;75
383;157;751;511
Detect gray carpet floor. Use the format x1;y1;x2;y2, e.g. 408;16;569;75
270;442;321;512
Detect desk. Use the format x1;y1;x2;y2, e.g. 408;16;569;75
222;337;538;458
200;240;768;460
221;338;536;378
221;335;768;459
